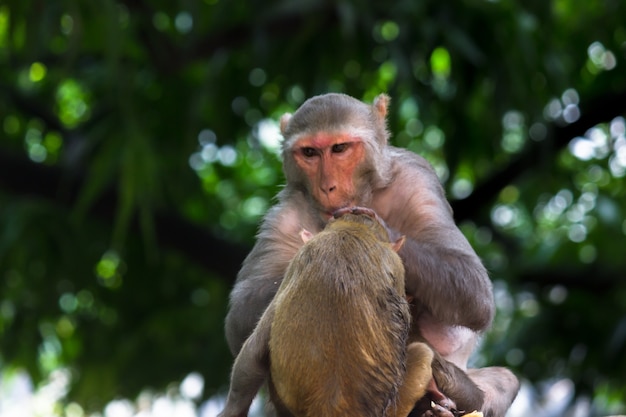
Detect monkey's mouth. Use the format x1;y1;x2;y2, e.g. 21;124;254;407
322;209;341;220
328;205;356;219
323;202;358;220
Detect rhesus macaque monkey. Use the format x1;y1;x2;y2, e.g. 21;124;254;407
219;209;436;417
225;93;519;416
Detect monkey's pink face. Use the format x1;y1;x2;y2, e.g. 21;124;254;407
292;133;365;219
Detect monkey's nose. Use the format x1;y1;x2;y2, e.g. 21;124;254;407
319;184;336;195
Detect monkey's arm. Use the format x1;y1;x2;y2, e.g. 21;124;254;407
377;151;495;332
399;234;493;331
224;200;311;355
219;304;274;417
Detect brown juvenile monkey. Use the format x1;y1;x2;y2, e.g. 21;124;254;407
331;207;486;417
225;93;520;417
218;209;434;417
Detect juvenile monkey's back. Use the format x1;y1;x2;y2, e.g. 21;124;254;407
269;225;411;417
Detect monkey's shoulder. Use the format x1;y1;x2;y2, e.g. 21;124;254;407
386;146;439;178
255;196;322;245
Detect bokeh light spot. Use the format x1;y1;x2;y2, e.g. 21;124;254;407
3;115;20;135
249;68;267;87
153;12;169;31
29;62;47;82
380;21;400;41
60;14;74;35
180;372;204;400
175;11;193;33
430;47;451;79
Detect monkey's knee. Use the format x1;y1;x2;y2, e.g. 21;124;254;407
467;367;520;417
391;343;434;417
468;366;519;397
407;342;434;366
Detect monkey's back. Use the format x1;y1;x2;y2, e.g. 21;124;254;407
269;228;410;417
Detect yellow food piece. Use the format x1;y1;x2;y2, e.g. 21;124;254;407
461;412;483;417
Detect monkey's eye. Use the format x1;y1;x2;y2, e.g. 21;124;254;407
300;147;318;158
331;143;349;153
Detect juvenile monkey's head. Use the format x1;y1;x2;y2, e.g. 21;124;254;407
297;210;407;298
280;93;394;220
301;207;405;254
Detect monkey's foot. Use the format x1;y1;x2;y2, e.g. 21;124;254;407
410;376;464;417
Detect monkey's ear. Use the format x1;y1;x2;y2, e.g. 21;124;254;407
280;113;292;135
300;229;314;243
373;94;390;119
391;235;406;253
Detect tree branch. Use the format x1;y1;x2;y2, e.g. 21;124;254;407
451;90;626;222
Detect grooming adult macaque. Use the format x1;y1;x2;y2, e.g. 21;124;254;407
219;209;436;417
225;93;519;416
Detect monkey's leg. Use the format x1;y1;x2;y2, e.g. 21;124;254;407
410;378;457;417
429;352;485;415
219;305;275;417
467;367;519;417
389;342;434;417
409;348;489;417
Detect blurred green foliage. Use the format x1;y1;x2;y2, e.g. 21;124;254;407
1;0;625;414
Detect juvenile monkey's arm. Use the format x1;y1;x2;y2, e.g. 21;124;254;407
219;305;274;417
